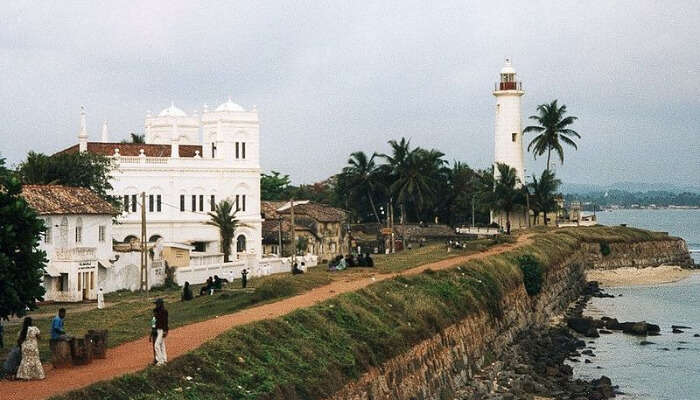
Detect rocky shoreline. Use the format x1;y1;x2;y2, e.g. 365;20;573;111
455;283;623;400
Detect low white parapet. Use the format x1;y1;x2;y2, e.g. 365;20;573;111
456;227;500;235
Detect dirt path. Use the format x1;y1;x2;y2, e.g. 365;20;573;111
2;235;532;400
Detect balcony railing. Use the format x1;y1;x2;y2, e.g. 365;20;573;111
495;81;522;91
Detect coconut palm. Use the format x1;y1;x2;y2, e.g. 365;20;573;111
523;100;580;171
206;199;239;262
491;163;525;234
528;170;562;225
342;151;383;224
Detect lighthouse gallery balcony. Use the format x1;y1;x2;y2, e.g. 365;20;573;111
495;81;523;91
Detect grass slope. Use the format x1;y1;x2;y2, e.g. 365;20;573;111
52;227;670;400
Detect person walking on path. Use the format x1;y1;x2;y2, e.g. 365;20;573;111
16;317;45;380
148;310;157;364
241;269;248;288
153;299;169;366
97;288;105;310
51;309;67;340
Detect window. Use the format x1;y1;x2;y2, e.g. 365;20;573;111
99;225;106;242
235;142;240;159
44;217;52;244
180;195;185;211
75;217;83;244
512;132;517;142
236;235;247;252
235;195;240;211
210;195;216;211
199;195;204;212
157;195;162;212
59;273;68;292
60;217;69;246
242;142;246;159
242;194;246;212
131;194;137;212
123;195;129;212
191;195;196;212
149;194;154;212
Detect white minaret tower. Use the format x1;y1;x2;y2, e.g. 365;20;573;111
493;58;525;185
78;106;89;152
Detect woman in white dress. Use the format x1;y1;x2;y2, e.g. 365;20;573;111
16;317;45;380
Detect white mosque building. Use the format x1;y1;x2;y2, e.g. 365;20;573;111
58;99;263;260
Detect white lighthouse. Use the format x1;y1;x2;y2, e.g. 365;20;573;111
493;58;525;184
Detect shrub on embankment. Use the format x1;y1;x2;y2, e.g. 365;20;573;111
52;227;672;400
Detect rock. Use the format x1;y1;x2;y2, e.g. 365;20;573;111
603;318;621;330
694;334;700;338
640;340;655;345
620;321;660;336
598;329;613;334
672;328;683;334
585;359;592;364
672;325;691;329
582;349;595;356
660;347;670;351
568;317;596;335
677;347;687;350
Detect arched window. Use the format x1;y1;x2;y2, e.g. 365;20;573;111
44;217;52;244
149;234;162;243
123;235;139;245
236;235;247;253
60;217;69;246
75;217;83;244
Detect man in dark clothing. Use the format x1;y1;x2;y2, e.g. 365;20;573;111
213;275;223;290
153;298;169;365
181;282;193;301
365;253;374;267
241;269;248;288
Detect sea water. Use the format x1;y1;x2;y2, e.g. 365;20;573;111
572;209;700;399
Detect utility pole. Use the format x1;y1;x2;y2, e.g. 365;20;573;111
472;194;476;228
278;218;283;257
525;188;531;228
140;192;148;293
389;198;395;254
290;199;296;266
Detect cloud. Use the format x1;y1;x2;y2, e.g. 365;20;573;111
1;0;698;185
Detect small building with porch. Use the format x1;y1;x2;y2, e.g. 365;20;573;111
22;185;116;302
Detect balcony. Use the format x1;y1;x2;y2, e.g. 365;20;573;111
54;247;96;261
495;81;522;91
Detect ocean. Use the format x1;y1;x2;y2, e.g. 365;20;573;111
573;209;700;400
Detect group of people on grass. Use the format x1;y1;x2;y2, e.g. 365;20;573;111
328;253;374;271
2;308;69;380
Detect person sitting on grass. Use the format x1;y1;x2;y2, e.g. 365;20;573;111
181;281;193;301
364;253;374;267
200;277;213;296
292;262;304;275
213;275;223;290
336;255;347;270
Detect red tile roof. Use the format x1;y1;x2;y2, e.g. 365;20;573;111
21;184;116;215
57;142;202;158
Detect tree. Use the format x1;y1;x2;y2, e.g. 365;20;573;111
523;100;580;171
342;151;383;224
528;170;562;225
261;171;292;200
18;151;115;204
121;133;145;144
206;199;240;262
0;155;48;320
491;163;525;234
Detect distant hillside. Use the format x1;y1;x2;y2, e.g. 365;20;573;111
562;182;700;195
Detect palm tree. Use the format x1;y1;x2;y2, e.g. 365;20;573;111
528;170;562;225
523;100;580;171
342;151;383;224
206;199;239;262
378;138;412;224
121;133;145;144
491;163;525;234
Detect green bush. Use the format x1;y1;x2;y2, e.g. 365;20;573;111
516;254;543;296
599;241;611;257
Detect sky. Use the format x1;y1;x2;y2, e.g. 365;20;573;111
1;1;699;186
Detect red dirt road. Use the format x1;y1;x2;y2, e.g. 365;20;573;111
2;236;531;400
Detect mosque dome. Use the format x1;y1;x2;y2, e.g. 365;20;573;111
158;102;187;117
215;97;245;112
